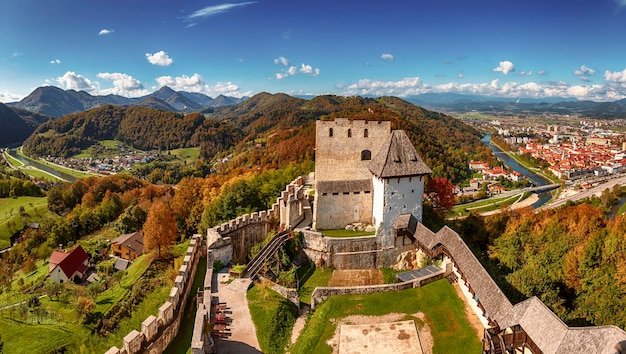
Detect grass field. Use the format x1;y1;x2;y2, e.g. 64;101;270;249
0;196;48;249
319;229;376;238
248;283;299;354
16;148;95;179
298;266;332;306
169;147;201;163
290;279;482;354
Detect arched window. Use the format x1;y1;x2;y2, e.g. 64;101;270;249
329;128;333;137
348;128;352;138
364;129;369;138
361;150;371;160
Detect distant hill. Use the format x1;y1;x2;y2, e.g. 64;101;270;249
0;102;51;147
404;92;626;118
8;86;246;117
22;93;487;183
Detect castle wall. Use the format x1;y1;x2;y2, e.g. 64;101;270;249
208;177;305;265
313;190;373;230
106;234;203;354
302;230;417;269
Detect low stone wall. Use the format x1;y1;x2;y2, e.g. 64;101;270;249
105;234;204;354
302;231;417;269
310;267;445;310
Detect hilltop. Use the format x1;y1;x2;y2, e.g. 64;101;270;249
0;102;51;147
7;85;246;118
23;93;488;184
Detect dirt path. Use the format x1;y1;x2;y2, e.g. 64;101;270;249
452;282;484;339
212;273;261;353
290;305;311;344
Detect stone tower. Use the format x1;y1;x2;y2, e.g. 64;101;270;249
368;130;432;247
313;119;391;230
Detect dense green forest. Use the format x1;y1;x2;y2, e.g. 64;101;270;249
454;201;626;329
23;105;241;159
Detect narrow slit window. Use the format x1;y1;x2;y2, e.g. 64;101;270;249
348;128;352;137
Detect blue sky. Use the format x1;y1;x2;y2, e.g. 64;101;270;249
2;0;626;102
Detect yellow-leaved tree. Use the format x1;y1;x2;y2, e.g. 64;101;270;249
143;200;177;257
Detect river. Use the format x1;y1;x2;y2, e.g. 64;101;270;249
7;149;77;182
482;134;553;208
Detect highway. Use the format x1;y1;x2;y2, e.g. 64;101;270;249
539;175;626;210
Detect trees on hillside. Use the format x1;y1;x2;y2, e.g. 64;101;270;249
143;200;177;257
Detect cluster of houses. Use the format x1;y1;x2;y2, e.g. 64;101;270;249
43;152;156;175
465;161;525;194
519;139;626;180
46;231;145;285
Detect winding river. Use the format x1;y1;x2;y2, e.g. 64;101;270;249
482;134;553;208
7;148;77;182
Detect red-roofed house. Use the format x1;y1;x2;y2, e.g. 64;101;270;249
49;245;89;284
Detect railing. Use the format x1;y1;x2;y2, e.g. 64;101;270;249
241;230;291;279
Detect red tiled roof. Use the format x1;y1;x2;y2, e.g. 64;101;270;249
49;245;89;279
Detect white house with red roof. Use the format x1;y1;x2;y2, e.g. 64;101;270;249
48;245;89;284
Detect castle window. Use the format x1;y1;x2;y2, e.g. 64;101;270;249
329;128;333;137
348;128;352;138
361;150;371;160
332;192;339;195
343;192;349;195
322;192;328;196
364;190;371;194
354;191;360;194
364;129;369;138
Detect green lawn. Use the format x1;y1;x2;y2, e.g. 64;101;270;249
450;193;523;217
169;147;201;163
3;150;24;167
248;283;299;354
290;279;482;354
319;229;376;238
298;266;332;306
0;196;48;249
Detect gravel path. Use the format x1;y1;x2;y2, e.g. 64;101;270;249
212;274;261;353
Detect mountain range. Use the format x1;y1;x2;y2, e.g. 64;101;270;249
7;86;247;118
404;93;626;118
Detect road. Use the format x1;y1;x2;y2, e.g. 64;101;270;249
539;175;626;210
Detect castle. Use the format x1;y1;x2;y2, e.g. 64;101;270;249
198;118;626;354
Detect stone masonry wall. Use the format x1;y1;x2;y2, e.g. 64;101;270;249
105;234;203;354
302;230;417;269
207;177;305;265
310;266;445;310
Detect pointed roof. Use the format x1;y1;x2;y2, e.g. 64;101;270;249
49;245;89;278
368;130;432;179
112;231;145;255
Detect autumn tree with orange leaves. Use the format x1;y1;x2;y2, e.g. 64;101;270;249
143;200;177;257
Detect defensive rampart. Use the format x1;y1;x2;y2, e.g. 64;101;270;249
104;234;203;354
207;177;305;265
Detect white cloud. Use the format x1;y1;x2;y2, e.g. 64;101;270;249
274;56;289;66
604;68;626;83
56;71;97;92
155;73;248;98
518;71;532;76
337;75;626;101
615;0;626;8
381;53;394;62
536;70;547;75
96;72;149;97
493;61;515;75
275;63;320;80
458;72;464;79
299;64;319;76
98;29;114;36
574;64;595;76
146;51;174;66
183;2;257;27
11;52;22;58
0;90;24;103
50;59;61;64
